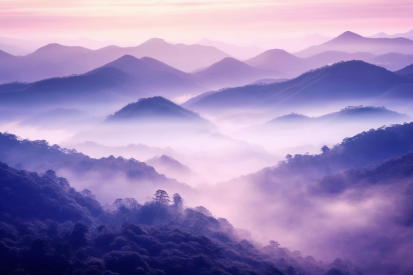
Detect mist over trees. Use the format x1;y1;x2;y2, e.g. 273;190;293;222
212;122;413;274
1;28;413;275
0;162;354;275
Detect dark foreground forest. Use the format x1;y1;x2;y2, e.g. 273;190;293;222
0;161;359;275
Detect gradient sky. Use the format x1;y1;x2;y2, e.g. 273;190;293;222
1;0;412;45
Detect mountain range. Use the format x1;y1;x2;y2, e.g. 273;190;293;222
1;31;413;97
245;47;412;77
249;106;410;130
296;31;413;57
1;31;412;85
0;55;210;108
257;33;332;52
0;65;146;108
200;32;413;77
197;38;265;60
0;38;230;84
370;29;413;39
269;106;410;124
184;61;413;111
0;131;191;203
193;57;282;89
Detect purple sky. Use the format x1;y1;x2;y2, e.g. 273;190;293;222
1;0;412;45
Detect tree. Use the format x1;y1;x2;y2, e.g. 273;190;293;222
70;223;89;246
154;190;170;206
123;198;139;209
194;206;212;217
172;193;183;209
80;189;96;199
113;198;124;210
269;240;280;248
321;145;330;154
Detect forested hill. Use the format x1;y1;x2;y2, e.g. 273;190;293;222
0;162;353;275
0;132;189;190
237;122;413;183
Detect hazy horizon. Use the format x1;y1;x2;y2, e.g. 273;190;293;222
1;0;412;50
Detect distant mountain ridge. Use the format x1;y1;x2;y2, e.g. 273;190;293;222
101;55;203;95
245;46;411;77
197;38;265;59
0;55;208;108
237;106;411;137
0;38;230;84
193;57;282;89
1;32;412;88
268;106;410;125
370;29;413;39
245;49;306;75
296;31;413;57
0;66;146;107
184;60;410;111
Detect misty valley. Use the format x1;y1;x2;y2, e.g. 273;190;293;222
1;29;413;275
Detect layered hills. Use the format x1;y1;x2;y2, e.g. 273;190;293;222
193;57;282;89
0;66;145;107
0;132;190;203
185;61;411;111
0;55;205;108
265;106;410;127
296;31;413;57
0;38;230;83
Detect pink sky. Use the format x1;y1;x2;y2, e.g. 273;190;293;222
0;0;412;45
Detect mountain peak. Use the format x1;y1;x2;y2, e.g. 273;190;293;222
106;96;207;123
30;43;91;56
140;38;168;47
102;54;148;74
262;48;294;57
332;31;364;42
215;57;247;66
110;54;142;65
194;57;254;78
244;48;301;72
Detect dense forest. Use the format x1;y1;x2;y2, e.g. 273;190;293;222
251;122;413;182
0;162;356;275
3;122;413;274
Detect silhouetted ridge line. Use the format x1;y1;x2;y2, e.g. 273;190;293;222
396;63;413;75
0;131;178;185
249;122;413;181
106;96;208;123
185;60;406;110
